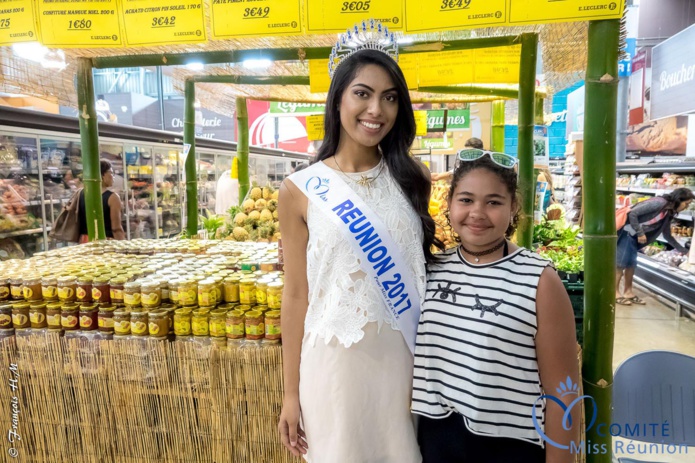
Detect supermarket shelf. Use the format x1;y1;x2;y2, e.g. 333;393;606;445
617;161;695;174
656;235;690;247
0;227;49;239
676;213;694;221
634;255;695;317
1;198;70;206
615;186;695;195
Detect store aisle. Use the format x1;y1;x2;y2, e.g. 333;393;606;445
612;287;695;463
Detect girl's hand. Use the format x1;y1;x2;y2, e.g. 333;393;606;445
278;396;308;457
637;235;647;244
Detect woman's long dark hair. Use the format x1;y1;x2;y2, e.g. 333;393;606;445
662;187;695;212
315;49;443;263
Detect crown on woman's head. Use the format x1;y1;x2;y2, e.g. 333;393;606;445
328;19;399;78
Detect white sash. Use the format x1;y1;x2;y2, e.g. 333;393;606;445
288;162;421;355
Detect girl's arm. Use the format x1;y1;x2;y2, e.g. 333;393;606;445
535;267;580;463
277;180;310;457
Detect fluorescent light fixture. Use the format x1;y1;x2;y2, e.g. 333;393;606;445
185;62;205;71
242;58;272;69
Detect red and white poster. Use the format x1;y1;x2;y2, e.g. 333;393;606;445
241;100;312;153
629;48;651;126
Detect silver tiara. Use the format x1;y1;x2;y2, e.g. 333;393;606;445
328;19;399;78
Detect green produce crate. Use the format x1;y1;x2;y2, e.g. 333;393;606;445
563;281;584;348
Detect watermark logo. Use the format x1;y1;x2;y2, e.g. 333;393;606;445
7;363;20;458
306;176;330;202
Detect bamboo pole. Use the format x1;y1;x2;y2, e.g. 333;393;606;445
192;76;310;85
76;58;106;241
236;97;250;204
184;80;198;236
420;85;546;99
516;33;538;249
535;97;545;125
583;19;620;463
491;100;505;152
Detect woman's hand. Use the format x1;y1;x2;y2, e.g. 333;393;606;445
278;395;308;457
638;235;647;244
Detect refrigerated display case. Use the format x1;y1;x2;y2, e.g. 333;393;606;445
125;144;156;239
155;148;183;238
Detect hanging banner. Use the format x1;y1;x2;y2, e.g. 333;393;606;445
210;0;301;38
36;0;122;47
0;0;37;46
120;0;206;47
304;0;403;33
509;0;625;25
405;0;506;33
414;110;428;136
306;114;325;141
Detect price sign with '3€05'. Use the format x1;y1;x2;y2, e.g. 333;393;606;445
119;0;206;47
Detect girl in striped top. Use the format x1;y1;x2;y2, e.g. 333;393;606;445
412;151;580;463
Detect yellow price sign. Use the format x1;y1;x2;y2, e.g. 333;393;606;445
0;0;37;46
414;110;428;136
36;0;122;48
418;50;474;87
120;0;206;47
509;0;625;24
472;45;520;84
309;59;332;93
304;0;403;33
306;114;325;141
405;0;506;33
210;0;301;38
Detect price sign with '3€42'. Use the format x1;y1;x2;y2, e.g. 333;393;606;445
37;0;122;47
211;0;301;38
120;0;206;47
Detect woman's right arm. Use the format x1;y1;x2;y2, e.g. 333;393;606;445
277;179;309;457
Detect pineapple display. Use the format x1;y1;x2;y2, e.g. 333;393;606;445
226;182;282;243
242;198;256;214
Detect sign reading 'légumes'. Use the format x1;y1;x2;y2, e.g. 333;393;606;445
651;23;695;120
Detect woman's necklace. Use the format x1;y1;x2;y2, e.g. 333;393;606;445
333;155;385;194
460;239;507;263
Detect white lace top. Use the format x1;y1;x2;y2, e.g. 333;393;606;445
302;160;427;348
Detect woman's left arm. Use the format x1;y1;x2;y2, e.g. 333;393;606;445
536;267;580;463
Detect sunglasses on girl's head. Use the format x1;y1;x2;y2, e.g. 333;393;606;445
457;149;518;169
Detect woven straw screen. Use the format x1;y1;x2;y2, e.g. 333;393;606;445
0;17;588;118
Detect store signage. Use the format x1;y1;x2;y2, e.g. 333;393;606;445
269;102;325;115
210;0;301;38
36;0;122;47
304;0;403;33
405;0;506;34
306;114;325;141
418;46;520;86
0;0;37;46
533;125;549;166
651;24;695;120
119;0;206;47
508;0;625;25
163;100;234;141
414;110;428;136
308;59;332;93
426;109;470;131
619;38;636;77
420;137;453;150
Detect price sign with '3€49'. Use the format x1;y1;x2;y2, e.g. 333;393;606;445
120;0;206;47
405;0;506;33
36;0;122;47
210;0;302;38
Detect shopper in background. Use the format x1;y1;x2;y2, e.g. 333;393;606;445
616;187;694;305
277;46;441;461
536;167;556;212
413;152;579;463
431;137;485;181
77;160;126;243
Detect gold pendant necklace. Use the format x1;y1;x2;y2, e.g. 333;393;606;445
334;156;384;194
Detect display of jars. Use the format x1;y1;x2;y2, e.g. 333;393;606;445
29;302;48;329
223;276;240;303
11;302;30;329
244;310;264;340
265;310;281;341
46;302;62;330
76;276;93;303
130;311;148;336
209;309;227;338
57;276;77;303
178;280;197;307
255;280;269;306
10;277;24;301
109;277;127;305
114;309;131;336
22;275;42;302
169;279;181;305
41;276;58;302
226;309;245;340
191;308;210;336
0;303;13;329
198;279;217;308
267;282;283;310
98;305;116;333
92;276;111;304
148;309;168;338
123;281;141;308
174;308;192;336
61;305;79;331
0;278;9;301
79;304;98;331
239;278;257;305
141;280;162;309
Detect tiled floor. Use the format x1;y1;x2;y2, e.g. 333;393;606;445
611;287;695;463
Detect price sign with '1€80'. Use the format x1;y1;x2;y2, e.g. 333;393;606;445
0;0;37;46
211;0;301;38
120;0;206;47
37;0;122;47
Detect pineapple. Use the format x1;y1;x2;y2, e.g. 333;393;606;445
262;185;274;200
248;210;261;222
271;190;279;200
255;198;267;211
260;209;273;223
250;185;263;201
234;212;248;227
272;210;278;220
258;224;273;240
242;198;256;214
232;227;249;241
267;199;278;212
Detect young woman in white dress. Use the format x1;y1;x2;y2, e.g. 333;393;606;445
277;44;441;462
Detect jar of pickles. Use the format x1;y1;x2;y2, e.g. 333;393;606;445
79;304;98;331
41;276;58;302
123;281;141;308
244;310;264;341
198;279;217;308
61;305;79;331
209;309;227;338
114;309;131;336
0;279;9;301
240;278;257;305
92;276;111;304
226;309;245;340
148;309;169;338
191;308;210;336
46;302;62;330
174;308;192;336
29;302;48;329
10;277;24;301
265;310;281;341
109;277;127;305
130;311;148;336
76;276;93;303
23;275;42;302
267;282;283;310
141;280;162;309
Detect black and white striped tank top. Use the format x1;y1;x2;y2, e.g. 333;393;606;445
411;246;552;446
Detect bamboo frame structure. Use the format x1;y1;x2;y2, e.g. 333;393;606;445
582;19;620;463
491;100;505;154
236;97;250;204
184;80;198;237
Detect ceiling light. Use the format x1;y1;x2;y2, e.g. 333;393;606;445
185;62;204;71
242;59;272;70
